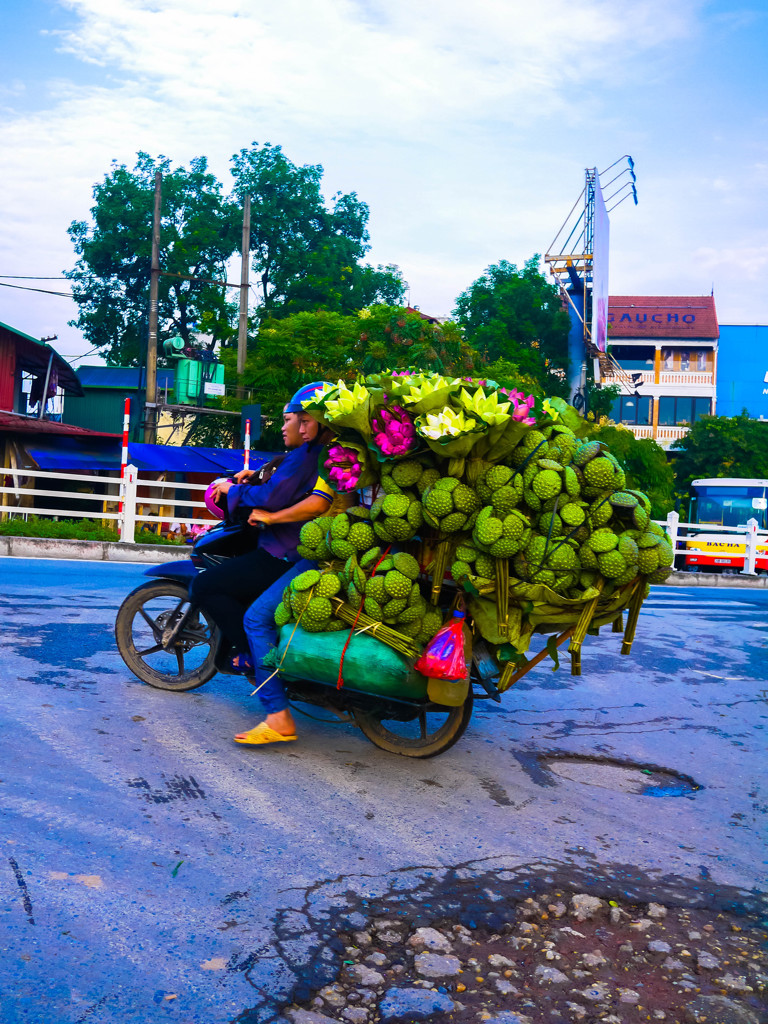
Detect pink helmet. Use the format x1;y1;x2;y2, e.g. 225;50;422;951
204;478;228;519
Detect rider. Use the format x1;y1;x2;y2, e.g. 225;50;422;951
189;383;337;672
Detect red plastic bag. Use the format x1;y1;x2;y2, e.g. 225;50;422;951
415;611;468;681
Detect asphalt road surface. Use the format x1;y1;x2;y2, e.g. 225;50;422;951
1;557;766;1023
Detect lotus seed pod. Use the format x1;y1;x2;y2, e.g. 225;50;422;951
292;569;321;592
588;527;619;554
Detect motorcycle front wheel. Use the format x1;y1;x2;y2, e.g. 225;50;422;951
115;580;219;691
352;690;473;758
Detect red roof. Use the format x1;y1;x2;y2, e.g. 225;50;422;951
608;295;718;339
0;411;120;438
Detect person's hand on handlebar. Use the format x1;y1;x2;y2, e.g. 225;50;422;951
233;468;256;484
247;508;273;527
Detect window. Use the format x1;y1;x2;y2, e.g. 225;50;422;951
661;348;674;370
679;351;690;372
611;395;653;425
658;396;711;426
611;345;655;372
693;350;709;370
693;397;711;420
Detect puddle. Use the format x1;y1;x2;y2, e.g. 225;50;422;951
541;754;700;797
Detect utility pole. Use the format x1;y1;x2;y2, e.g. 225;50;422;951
144;170;162;444
237;195;251;378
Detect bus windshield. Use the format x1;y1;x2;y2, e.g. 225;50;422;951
690;485;768;530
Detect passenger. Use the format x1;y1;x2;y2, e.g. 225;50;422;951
234;414;355;747
188;383;337;672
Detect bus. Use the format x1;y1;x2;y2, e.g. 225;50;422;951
684;478;768;573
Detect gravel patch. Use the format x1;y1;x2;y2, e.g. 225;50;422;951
279;889;768;1023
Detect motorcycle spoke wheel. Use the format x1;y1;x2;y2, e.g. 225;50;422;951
115;581;218;691
352;691;473;759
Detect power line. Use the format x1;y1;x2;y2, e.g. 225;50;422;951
0;281;73;297
0;274;68;280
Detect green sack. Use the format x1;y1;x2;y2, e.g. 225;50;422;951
276;625;428;700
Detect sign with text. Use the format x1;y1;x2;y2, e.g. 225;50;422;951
591;176;610;353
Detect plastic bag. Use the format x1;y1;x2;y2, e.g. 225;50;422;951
415;611;468;681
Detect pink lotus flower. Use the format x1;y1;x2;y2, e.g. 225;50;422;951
325;443;365;492
371;401;417;458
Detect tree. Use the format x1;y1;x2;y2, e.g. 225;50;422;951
586;382;622;420
671;414;768;493
453;257;571;396
66;153;239;365
590;423;675;519
230;143;405;318
193;305;477;448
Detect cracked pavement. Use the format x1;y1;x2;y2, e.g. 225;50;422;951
0;558;766;1023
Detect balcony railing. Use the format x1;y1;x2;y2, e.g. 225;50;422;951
623;424;654;439
600;368;714;387
619;424;689;446
659;370;713;386
655;425;689;444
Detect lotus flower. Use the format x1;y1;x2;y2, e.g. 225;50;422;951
323;380;370;421
456;386;511;426
417;405;479;440
371;398;417;458
498;387;537;425
324;442;365;492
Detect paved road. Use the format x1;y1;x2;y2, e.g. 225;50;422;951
1;558;766;1023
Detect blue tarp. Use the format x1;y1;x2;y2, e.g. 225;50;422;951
25;437;121;471
127;444;277;474
27;439;279;474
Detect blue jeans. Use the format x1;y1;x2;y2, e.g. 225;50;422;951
242;559;313;715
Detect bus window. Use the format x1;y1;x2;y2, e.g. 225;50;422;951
691;485;768;530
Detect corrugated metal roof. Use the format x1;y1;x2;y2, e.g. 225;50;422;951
76;365;175;389
608;295;719;339
0;321;84;395
0;411;119;437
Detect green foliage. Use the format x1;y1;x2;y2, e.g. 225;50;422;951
481;358;545;398
224;305;475;446
590;424;675;519
65;153;239;365
230;143;405;318
66;144;405;367
670;413;768;493
587;383;622;420
453;257;570;396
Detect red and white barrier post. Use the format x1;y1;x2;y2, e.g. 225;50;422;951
244;418;251;472
118;397;131;537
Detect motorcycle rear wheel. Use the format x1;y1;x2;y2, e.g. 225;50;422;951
115;580;218;691
352;690;473;758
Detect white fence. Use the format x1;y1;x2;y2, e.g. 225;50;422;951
0;463;216;542
655;510;766;576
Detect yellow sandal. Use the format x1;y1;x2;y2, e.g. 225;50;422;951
234;722;297;745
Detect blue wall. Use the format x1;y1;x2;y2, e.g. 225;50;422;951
717;324;768;420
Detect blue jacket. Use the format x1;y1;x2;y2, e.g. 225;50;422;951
226;443;323;561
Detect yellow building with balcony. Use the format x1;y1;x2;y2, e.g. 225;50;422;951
600;295;718;449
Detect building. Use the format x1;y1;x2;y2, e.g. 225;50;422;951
714;324;768;421
62;365;176;438
598;295;718;449
0;321;121;472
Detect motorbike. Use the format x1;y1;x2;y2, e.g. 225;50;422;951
114;516;497;758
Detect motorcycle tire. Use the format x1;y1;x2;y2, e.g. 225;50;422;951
352;689;473;758
115;580;219;692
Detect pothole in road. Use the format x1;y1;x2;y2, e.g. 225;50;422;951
541;753;700;796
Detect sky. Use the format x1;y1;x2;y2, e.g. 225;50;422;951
0;0;766;364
